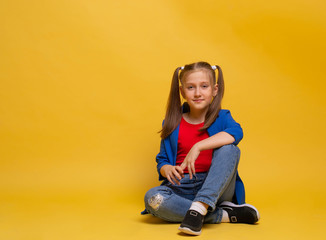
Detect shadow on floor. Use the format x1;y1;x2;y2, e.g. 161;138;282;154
139;214;175;225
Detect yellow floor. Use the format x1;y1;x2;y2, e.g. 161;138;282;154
1;188;325;240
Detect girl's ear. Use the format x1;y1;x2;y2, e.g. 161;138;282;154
213;84;218;97
179;85;185;99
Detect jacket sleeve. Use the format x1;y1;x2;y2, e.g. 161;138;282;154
222;110;243;145
156;139;170;181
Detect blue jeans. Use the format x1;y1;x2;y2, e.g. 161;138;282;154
144;144;240;223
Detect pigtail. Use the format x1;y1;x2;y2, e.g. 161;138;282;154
202;65;225;130
160;67;183;139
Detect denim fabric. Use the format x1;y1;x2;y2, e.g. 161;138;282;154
144;144;240;223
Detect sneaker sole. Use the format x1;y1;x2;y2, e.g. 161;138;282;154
178;226;202;236
220;201;260;222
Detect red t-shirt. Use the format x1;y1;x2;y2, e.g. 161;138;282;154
176;117;213;173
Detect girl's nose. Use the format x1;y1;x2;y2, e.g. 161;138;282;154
194;88;201;97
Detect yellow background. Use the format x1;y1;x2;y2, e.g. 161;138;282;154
1;0;325;239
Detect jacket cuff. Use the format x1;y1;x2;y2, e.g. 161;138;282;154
157;163;170;181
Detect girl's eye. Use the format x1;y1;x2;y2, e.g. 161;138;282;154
187;86;193;89
202;85;208;88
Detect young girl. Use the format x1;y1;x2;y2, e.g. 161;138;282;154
143;61;260;236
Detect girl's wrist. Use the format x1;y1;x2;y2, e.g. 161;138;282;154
193;142;202;152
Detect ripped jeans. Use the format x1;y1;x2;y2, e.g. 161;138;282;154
144;144;240;223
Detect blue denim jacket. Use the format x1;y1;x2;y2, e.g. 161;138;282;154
156;109;246;204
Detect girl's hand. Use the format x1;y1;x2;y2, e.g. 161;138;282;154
180;144;200;179
161;165;184;185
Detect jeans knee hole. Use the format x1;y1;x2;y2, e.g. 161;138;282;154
148;193;164;211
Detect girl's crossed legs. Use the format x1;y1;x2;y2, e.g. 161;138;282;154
144;144;240;223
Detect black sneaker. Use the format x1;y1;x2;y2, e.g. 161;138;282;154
219;201;260;224
178;210;204;236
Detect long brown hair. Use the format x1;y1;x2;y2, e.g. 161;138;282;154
160;61;225;139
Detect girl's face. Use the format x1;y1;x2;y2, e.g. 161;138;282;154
180;69;218;113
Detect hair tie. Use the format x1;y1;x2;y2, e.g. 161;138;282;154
180;66;184;70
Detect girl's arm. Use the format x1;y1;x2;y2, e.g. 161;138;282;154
156;137;185;185
196;131;235;151
180;131;235;179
